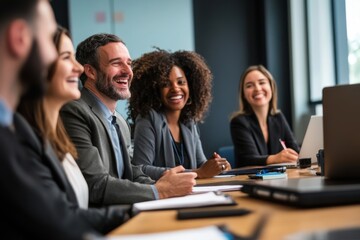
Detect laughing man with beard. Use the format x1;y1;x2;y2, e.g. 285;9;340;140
61;33;197;207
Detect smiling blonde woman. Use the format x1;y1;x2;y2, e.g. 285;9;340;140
230;65;299;168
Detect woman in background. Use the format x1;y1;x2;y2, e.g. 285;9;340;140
128;49;231;180
18;26;127;233
230;65;299;168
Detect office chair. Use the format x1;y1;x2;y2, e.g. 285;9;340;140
217;145;235;168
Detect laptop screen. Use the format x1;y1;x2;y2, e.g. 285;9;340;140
298;115;323;163
323;83;360;180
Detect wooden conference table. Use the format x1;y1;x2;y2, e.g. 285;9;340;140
109;169;360;239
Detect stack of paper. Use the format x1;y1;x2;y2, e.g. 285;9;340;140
132;192;235;212
192;185;242;193
107;226;229;240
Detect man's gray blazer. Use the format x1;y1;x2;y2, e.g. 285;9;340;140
61;88;155;206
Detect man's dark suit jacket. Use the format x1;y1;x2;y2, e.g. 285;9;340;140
230;112;299;168
61;88;155;206
0;115;96;239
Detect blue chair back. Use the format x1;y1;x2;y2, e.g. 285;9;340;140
217;145;235;168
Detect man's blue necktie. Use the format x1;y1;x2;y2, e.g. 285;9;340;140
111;115;124;178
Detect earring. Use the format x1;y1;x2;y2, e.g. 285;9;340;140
186;98;192;105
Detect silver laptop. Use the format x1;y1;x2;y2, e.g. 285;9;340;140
298;115;323;163
270;84;360;176
268;116;323;169
240;177;360;207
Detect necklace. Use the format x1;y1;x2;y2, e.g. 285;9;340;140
170;134;184;166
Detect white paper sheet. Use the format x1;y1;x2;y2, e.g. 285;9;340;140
107;225;229;240
192;185;242;193
132;192;234;212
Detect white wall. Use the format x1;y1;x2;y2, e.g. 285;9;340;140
289;0;311;143
69;0;194;117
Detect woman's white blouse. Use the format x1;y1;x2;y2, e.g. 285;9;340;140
62;153;89;209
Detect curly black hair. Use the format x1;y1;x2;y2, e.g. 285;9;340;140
128;49;213;124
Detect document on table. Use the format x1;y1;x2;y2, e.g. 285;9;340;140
192;185;242;193
107;225;230;240
132;192;236;212
213;174;236;178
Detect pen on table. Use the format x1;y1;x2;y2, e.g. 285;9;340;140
279;138;287;150
257;166;286;175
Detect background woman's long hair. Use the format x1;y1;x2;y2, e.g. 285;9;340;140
17;25;78;160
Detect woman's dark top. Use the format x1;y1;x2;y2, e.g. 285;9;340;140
230;112;299;168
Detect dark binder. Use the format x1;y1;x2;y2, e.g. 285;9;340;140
177;207;251;220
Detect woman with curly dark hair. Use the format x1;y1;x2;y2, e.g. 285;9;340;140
128;49;231;180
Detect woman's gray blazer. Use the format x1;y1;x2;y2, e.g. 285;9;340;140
132;109;207;180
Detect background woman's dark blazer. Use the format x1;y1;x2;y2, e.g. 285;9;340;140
15;113;128;234
230;112;299;168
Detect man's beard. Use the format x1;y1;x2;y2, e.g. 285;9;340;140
95;70;131;101
19;40;49;100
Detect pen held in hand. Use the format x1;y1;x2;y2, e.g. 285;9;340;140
279;138;287;150
213;152;221;159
